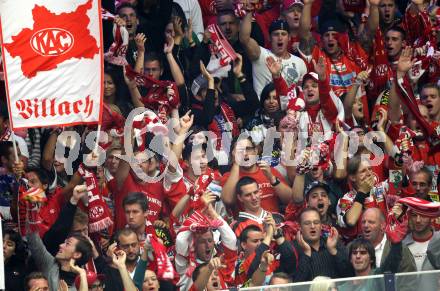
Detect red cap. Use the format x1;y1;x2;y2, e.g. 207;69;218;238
283;0;304;10
302;72;319;83
75;272;105;289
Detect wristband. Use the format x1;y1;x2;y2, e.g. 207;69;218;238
354;191;367;205
237;75;246;82
271;177;281;187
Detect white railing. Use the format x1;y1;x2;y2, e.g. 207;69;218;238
229;269;440;291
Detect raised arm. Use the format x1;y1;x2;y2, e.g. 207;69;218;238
343;176;374;227
164;36;185;86
134;33;146;73
239;11;261;61
298;0;316;56
124;70;144;108
343;70;369;121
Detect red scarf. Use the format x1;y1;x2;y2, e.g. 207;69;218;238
77;164;113;233
206;102;239;150
125;65;180;123
368;28;392;99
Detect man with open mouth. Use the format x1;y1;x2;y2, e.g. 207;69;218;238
239;6;307;98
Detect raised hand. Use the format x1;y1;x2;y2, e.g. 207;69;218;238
233;53;244;77
312;56;326;81
326;227;339;255
201;190;218;208
266;56;282;77
397;46;415;77
358;174;375;194
355;69;371;85
376;107;388;132
12;160;24;178
392;202;404;219
209;255;227;271
186;18;194;42
179;110;194;133
173;17;184;38
200;61;214;81
296;230;312;257
114;15;126;27
69;258;86;274
164;35;175;55
135;33;146;53
71;185;88;205
257;159;274;182
112;249;127;269
260;250;275;267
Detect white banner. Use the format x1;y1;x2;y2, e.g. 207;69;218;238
0;0;103;129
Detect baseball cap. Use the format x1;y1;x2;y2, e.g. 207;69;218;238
191;74;208;96
269;19;290;34
283;0;304;10
319;19;346;35
75;272;105;289
305;181;330;197
302;72;319;83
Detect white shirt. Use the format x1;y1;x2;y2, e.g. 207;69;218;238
408;237;430;271
252;46;307;98
173;0;204;41
375;234;387;268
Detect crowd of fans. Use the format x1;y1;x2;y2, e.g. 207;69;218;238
1;0;440;290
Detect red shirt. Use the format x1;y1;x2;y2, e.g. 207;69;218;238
220;167;287;213
113;172;164;230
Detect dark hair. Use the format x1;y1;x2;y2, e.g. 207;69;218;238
192;262;209;282
3;228;27;263
144;52;163;69
347;154;362;176
68;234;93;266
171;2;188;29
0;141;13;162
269;272;292;284
116;2;137;15
236;176;259;196
104;68;121;96
123;192;148;212
420;83;440;97
386;25;406;41
410;166;433;185
115;228;138;245
182;141;207;162
25;272;47;291
231;134;254;153
298;207;321;224
239;224;262;243
217;9;238;22
26;167;50;187
260;82;276;108
348;238;376;268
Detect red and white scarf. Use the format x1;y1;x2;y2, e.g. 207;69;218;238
77;164;113;233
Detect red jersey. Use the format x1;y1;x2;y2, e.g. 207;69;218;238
220;167;287;213
114;172;164;230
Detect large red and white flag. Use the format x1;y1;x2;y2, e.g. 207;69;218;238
0;0;103;129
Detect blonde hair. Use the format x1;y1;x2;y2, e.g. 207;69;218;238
309;276;336;291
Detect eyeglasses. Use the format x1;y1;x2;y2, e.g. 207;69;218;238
302;220;321;226
352;250;368;255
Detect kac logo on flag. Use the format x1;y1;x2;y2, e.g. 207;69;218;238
0;0;103;129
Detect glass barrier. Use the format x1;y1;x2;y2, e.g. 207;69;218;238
234;270;440;291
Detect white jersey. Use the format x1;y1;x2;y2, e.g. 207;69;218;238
252;46;307;98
